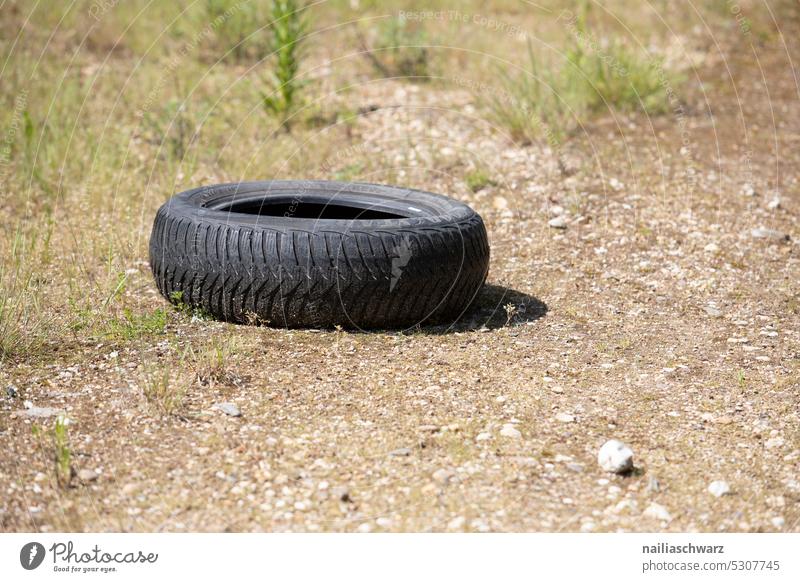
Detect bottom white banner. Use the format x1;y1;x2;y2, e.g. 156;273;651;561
1;533;797;581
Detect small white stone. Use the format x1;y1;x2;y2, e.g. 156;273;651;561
475;432;492;442
767;197;781;210
771;516;785;528
643;502;672;522
751;227;789;242
555;412;575;423
447;516;466;530
708;480;731;497
432;468;454;484
77;469;99;483
212;402;241;417
597;439;634;474
741;183;756;197
500;424;522;439
549;205;565;216
765;437;785;449
548;216;568;229
703;242;719;253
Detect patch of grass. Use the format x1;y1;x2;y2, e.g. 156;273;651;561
0;227;51;361
484;8;679;145
106;308;167;341
190;336;238;386
359;18;430;79
465;168;495;193
141;362;188;417
262;0;310;130
201;0;273;62
54;415;73;489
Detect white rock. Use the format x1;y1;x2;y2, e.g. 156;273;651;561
475;432;492;442
771;516;785;528
767;197;781;210
500;424;522;439
447;516;466;530
548;216;568;229
77;469;99;482
708;480;731;497
555;412;575;423
751;227;789;242
597;439;634;474
765;437;785;449
703;242;719;253
432;468;454;484
643;502;672;522
212;402;241;417
741;183;756;196
549;205;565;216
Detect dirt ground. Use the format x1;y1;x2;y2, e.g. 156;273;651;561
1;1;799;532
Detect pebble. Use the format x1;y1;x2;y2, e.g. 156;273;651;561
597;439;634;474
77;469;99;483
703;242;719;253
499;424;521;438
332;487;351;503
447;516;466;530
6;384;18;399
751;227;789;242
549;205;565;217
432;468;455;484
417;425;440;433
741;183;756;197
771;516;785;529
389;448;411;457
767;197;781;210
643;502;672;522
708;480;731;497
14;407;62;419
493;196;508;210
555;412;575;423
765;437;784;449
475;432;492;442
645;476;661;494
548;216;568;229
212;402;241;417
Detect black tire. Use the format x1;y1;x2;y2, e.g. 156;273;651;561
149;180;490;329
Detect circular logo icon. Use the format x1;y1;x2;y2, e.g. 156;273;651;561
20;542;46;570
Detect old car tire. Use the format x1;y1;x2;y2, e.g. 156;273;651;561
149;180;490;329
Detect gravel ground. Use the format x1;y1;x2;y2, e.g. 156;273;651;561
1;6;799;533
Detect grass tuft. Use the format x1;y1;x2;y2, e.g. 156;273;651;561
141;362;188;417
485;10;679;145
106;308;167;341
262;0;310;130
359;18;430;80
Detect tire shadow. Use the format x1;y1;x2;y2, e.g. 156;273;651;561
422;283;548;334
